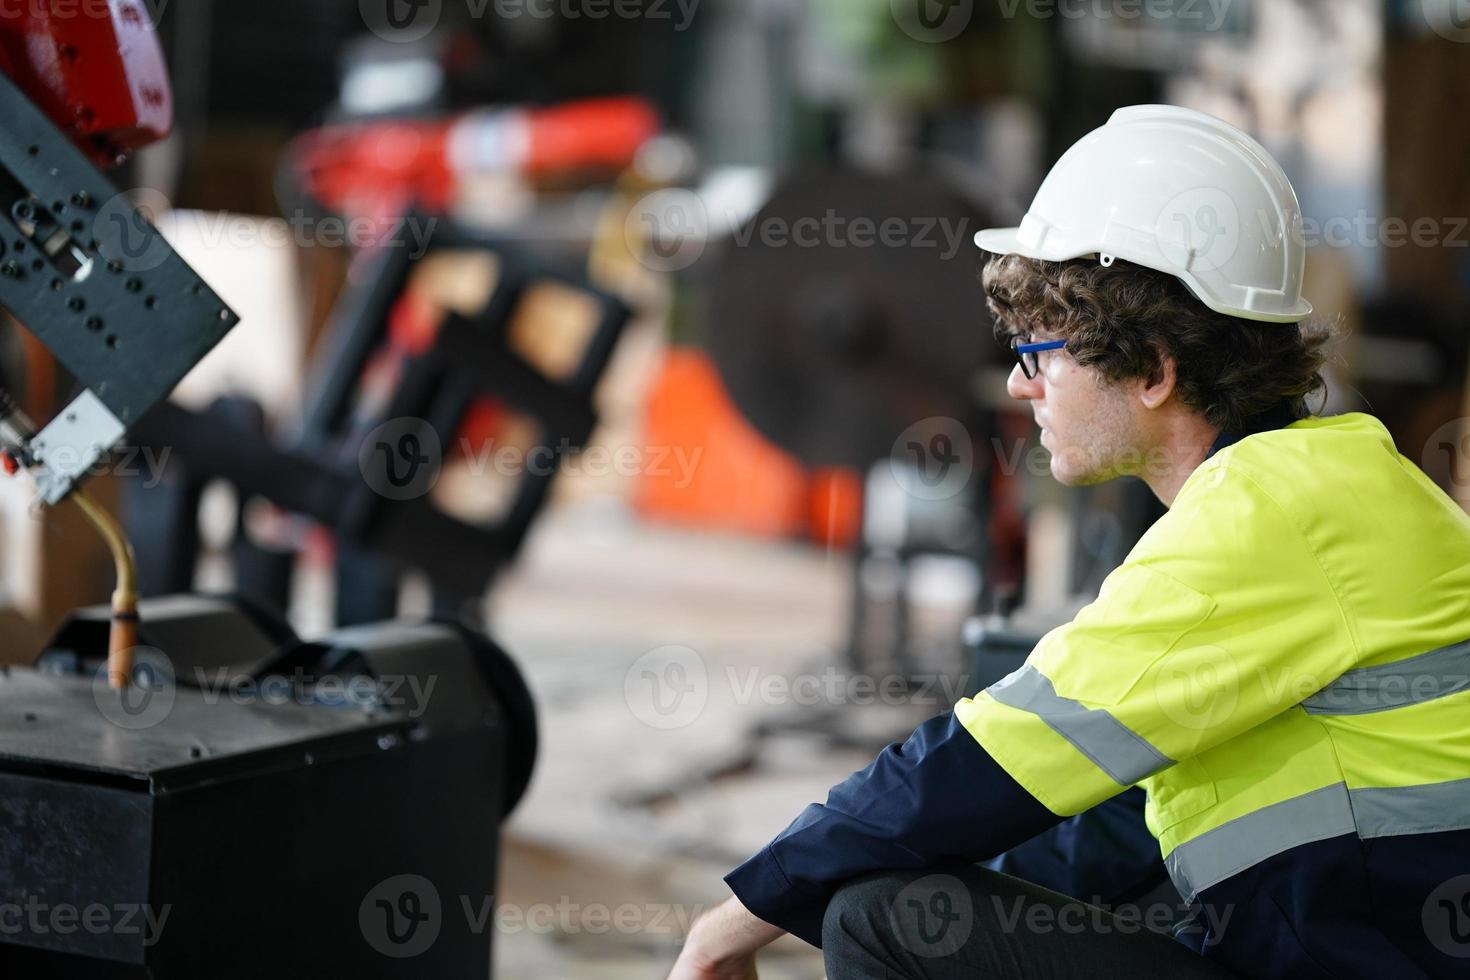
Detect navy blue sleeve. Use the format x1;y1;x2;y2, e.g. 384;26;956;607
983;787;1169;905
724;710;1062;947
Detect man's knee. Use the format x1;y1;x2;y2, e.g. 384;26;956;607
823;872;912;950
823;870;1004;979
823;870;987;955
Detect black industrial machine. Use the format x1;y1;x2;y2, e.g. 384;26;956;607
0;8;537;976
2;595;536;978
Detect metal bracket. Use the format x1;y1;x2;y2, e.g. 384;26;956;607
29;390;127;504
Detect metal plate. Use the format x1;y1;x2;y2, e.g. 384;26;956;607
0;668;402;782
0;71;238;427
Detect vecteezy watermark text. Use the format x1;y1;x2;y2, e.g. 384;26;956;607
623;644;975;730
192;667;438;719
0;899;170;946
358;417;706;502
0;0;170;22
988;894;1232;944
31;443;172;489
359;874;707;959
360;0;701;43
890;0;1236;43
97;194;439;274
625;189;977;272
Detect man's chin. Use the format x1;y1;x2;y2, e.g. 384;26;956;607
1050;459;1115;487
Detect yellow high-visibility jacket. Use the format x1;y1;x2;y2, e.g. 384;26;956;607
962;413;1470;899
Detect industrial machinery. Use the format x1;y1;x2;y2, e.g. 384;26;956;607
0;1;238;685
0;7;537;975
4;594;536;978
112;83;650;627
124;215;634;626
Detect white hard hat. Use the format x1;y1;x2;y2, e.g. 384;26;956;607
975;104;1312;324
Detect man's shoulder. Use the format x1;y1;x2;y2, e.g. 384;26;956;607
1130;414;1392;566
1157;410;1470;576
1183;412;1396;507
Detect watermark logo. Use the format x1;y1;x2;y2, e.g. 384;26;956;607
626;194;976;272
625;189;709;272
1280;210;1470;250
891;0;974;43
890;417;975;501
0;0;173;24
93;188;173;273
191;667;437;719
1423;875;1470;957
1155;187;1240;275
1152;645;1240;731
360;0;443;42
456;436;702;488
495;897;705;935
1425;418;1470;495
26;443;173;490
361;874;443;958
91;647;177;730
623;645;708;730
0;899;170;945
623;650;972;729
359;417;443;501
891;875;974;957
361;887;708;945
1423;0;1470;42
991;894;1232;943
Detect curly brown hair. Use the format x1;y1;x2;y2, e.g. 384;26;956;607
982;254;1332;434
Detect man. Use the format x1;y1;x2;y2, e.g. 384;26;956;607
667;105;1470;978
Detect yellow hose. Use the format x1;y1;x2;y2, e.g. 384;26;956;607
71;489;139;690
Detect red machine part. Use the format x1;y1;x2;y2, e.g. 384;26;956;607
291;97;660;216
0;0;172;167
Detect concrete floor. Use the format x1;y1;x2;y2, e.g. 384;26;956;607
484;498;919;979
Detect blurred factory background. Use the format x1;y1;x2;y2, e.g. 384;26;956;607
0;1;1468;977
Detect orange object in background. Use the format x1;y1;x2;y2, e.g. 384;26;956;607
808;468;862;550
638;348;861;548
290;97;660;216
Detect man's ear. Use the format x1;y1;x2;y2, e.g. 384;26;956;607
1137;350;1178;410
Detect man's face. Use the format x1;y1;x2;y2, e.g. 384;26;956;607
1006;330;1144;486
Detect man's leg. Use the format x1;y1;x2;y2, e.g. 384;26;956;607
822;865;1236;979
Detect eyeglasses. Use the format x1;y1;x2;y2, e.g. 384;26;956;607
1010;337;1068;379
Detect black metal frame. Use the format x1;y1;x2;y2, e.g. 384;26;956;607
0;71;238;429
127;216;632;622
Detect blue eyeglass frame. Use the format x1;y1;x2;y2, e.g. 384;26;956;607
1011;338;1067;379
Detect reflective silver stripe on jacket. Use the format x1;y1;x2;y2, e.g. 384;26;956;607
1301;639;1470;715
985;665;1174;786
1164;776;1470;902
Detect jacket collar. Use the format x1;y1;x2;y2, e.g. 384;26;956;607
1207;401;1303;460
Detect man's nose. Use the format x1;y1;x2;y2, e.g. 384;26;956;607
1007;363;1042;401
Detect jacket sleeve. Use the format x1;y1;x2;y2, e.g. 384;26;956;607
982;787;1168;905
723;710;1061;946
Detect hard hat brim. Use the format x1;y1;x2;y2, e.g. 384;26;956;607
973;227;1027;257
